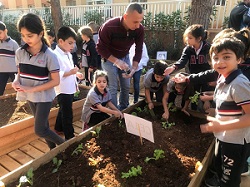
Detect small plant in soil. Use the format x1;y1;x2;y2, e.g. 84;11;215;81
168;102;177;112
121;165;142;178
71;143;84;156
18;168;34;187
52;157;62;173
161;120;176;129
135;106;142;113
90;126;102;138
118;119;125;128
131;111;137;116
145;149;165;163
189;91;201;105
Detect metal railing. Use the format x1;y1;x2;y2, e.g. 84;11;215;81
0;0;238;30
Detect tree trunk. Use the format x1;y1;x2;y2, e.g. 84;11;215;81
190;0;216;30
50;0;63;36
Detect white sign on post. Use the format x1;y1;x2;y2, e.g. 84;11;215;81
156;51;167;60
124;113;154;143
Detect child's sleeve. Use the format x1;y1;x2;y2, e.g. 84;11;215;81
88;42;99;69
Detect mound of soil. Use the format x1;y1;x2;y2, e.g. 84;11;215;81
7;103;214;187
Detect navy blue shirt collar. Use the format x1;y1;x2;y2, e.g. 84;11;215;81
94;86;108;96
21;42;48;53
223;69;242;84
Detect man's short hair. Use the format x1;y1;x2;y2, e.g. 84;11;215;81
126;3;143;14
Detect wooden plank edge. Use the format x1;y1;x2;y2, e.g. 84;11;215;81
187;139;215;187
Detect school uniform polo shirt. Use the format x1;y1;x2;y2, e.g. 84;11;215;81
0;37;19;72
81;86;112;124
53;45;78;95
214;69;250;144
15;43;60;102
144;68;169;92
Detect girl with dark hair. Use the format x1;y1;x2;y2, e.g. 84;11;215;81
81;70;123;130
12;13;65;149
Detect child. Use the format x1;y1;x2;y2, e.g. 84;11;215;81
53;26;83;140
79;26;101;86
144;60;169;110
0;21;19;96
129;42;149;104
12;13;65;149
47;30;57;50
162;72;193;120
164;24;212;109
81;70;123;130
200;37;250;187
87;21;100;44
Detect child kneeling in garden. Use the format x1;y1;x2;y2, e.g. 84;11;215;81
162;72;193;120
81;70;123;131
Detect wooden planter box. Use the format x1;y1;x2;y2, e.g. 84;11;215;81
3;83;15;95
0;100;214;186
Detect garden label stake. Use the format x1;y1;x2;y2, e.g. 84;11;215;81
137;123;143;145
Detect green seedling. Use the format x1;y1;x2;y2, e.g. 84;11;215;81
149;108;157;120
131;111;137;116
71;143;84;156
52;157;62;173
141;67;147;75
90;126;102;137
161;121;176;129
121;165;142;178
74;90;80;98
145;149;165;163
135;107;142;113
189;91;200;105
18;168;34;187
143;105;150;114
167;102;177;112
118;119;125;128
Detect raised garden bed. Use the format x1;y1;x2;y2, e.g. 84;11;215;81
0;85;90;127
3;100;214;187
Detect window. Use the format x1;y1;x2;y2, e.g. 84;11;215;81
215;0;226;6
130;0;147;2
66;0;76;6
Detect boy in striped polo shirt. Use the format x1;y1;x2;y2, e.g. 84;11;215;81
0;21;19;95
201;37;250;187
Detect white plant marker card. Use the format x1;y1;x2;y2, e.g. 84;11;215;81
124;113;154;143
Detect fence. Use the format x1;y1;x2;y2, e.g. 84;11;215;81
0;0;239;30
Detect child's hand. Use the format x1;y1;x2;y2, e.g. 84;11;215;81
181;108;190;116
12;81;21;91
163;66;175;76
200;116;221;133
148;102;154;110
114;111;123;119
70;66;79;75
203;100;211;111
162;112;169;120
76;72;84;80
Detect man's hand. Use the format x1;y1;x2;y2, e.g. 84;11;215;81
122;68;136;79
114;59;129;70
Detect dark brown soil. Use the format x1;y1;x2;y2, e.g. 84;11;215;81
0;86;90;127
7;102;214;187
